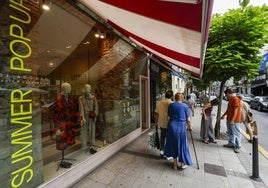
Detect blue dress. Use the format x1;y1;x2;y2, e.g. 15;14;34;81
164;102;192;166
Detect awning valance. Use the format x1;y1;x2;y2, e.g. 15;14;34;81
79;0;214;78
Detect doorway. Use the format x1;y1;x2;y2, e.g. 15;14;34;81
140;76;150;131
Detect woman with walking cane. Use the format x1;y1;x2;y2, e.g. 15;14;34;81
164;92;193;170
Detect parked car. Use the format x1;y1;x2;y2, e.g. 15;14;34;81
250;96;268;112
242;94;255;104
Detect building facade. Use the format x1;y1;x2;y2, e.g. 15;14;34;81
0;1;151;187
0;0;212;187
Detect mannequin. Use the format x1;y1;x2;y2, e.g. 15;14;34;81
54;82;80;169
79;84;99;154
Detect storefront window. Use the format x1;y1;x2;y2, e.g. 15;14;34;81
0;1;146;187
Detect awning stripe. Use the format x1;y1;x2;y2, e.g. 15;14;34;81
108;21;200;68
101;0;202;32
79;0;214;78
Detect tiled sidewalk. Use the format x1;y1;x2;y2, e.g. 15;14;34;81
72;107;268;188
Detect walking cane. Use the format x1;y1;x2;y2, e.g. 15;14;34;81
189;130;200;169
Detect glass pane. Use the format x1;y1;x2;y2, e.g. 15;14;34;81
0;0;147;187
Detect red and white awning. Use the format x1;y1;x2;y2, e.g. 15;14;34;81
80;0;214;78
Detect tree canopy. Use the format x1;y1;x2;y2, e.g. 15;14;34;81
199;4;268;137
204;5;268;83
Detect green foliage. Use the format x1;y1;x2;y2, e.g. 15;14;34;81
239;0;250;9
203;4;268;138
203;5;268;83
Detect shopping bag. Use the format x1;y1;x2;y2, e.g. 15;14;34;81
148;127;160;149
148;131;156;149
155;127;160;149
251;121;258;135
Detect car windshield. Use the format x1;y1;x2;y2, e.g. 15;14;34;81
262;97;268;102
245;94;255;98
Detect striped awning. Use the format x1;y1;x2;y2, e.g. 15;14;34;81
79;0;214;78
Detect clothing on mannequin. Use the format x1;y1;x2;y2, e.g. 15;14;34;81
54;83;80;148
79;84;99;153
54;82;80;169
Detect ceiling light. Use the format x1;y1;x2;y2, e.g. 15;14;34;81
42;0;51;11
95;30;106;39
95;33;100;38
100;33;105;39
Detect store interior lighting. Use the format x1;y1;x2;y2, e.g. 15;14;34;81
42;0;51;10
95;30;106;39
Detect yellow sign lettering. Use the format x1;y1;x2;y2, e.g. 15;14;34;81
12;169;33;188
10;24;31;42
9;2;31;24
11;89;32;103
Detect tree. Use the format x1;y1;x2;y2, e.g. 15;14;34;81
203;4;268;137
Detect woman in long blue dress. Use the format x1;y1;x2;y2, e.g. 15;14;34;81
164;92;192;170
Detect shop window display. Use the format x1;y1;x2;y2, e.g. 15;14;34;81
0;0;147;187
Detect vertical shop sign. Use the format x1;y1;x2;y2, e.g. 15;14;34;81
9;0;33;187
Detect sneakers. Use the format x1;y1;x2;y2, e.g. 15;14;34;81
223;144;234;148
160;150;165;159
181;164;188;169
234;147;241;153
209;139;217;144
166;157;173;161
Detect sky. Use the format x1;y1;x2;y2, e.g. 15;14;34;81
212;0;268;54
212;0;267;14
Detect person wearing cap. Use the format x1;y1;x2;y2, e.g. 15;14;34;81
221;89;242;153
237;94;253;143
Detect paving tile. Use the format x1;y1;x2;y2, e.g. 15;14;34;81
89;168;119;185
72;178;107;188
181;176;206;188
108;173;136;188
205;173;230;185
204;163;227;177
227;176;255;188
222;161;247;174
72;107;268;188
130;178;158;188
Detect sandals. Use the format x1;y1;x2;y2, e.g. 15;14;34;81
173;160;178;170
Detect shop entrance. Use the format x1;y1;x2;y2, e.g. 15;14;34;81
140;76;150;131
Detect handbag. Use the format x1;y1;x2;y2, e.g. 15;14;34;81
88;111;96;119
251;121;258;135
246;121;258;135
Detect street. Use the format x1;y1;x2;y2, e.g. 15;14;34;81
221;100;268;152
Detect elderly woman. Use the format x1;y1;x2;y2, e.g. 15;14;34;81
164;92;192;170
